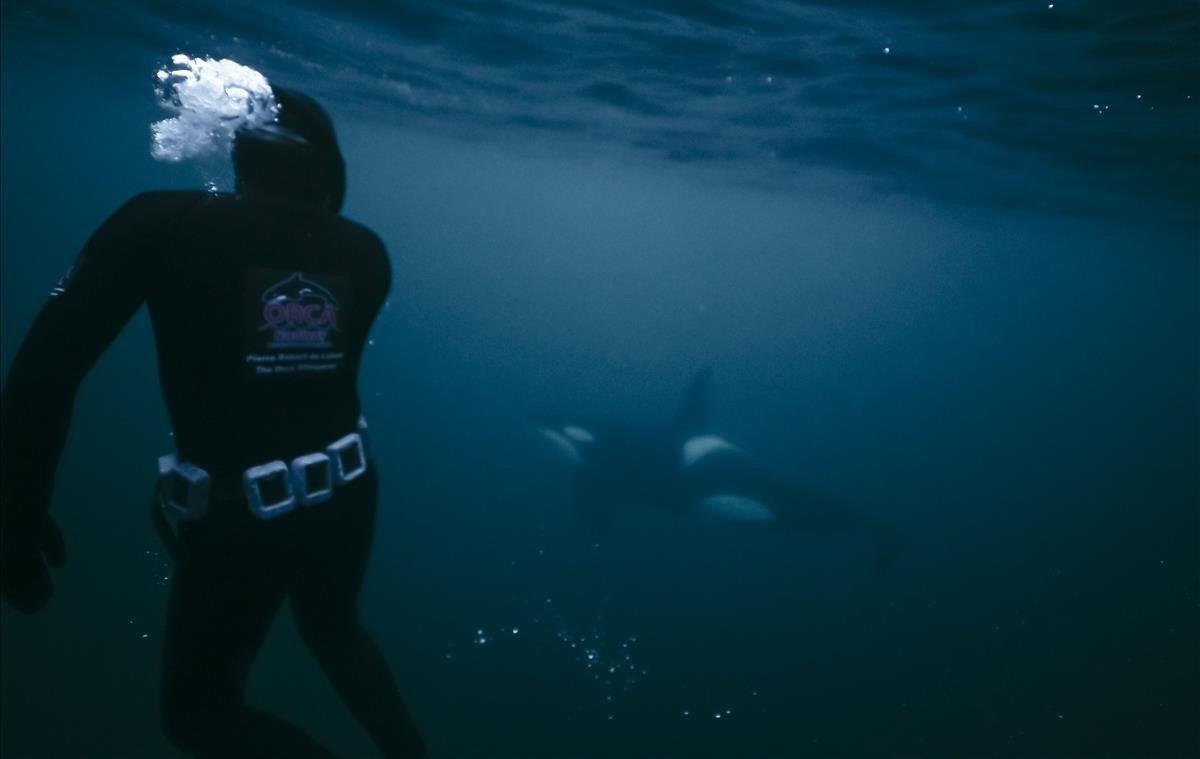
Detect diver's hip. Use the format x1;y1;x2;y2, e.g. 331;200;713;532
160;417;370;516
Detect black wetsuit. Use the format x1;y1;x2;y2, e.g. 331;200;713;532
0;190;427;758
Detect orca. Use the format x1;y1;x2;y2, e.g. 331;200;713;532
537;369;901;573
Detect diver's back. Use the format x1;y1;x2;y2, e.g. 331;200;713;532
144;192;390;476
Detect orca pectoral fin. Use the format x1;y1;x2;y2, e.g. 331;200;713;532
695;494;778;524
683;448;864;532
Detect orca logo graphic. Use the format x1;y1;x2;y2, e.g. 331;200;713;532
259;272;341;348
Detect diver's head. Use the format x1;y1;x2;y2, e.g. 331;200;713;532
232;87;346;212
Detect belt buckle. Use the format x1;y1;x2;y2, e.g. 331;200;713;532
327;432;367;485
243;461;296;519
290;452;333;506
157;454;210;522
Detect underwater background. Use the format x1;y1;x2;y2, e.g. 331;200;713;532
1;1;1196;757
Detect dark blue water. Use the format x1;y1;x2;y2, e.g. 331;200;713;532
2;2;1197;757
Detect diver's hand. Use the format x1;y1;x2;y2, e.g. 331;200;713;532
1;515;67;613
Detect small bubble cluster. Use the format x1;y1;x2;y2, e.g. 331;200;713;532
445;595;647;721
151;54;278;164
551;625;645;717
146;547;172;588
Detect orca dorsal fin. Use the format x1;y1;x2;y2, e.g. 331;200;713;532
671;367;713;437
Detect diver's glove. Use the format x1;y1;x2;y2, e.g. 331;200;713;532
0;513;67;613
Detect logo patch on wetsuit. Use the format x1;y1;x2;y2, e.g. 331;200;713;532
245;270;351;378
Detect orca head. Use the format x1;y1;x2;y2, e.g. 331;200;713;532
535;417;596;467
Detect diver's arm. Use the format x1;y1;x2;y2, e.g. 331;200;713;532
0;192;184;611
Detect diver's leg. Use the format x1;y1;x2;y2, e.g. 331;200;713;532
161;544;338;758
290;473;429;758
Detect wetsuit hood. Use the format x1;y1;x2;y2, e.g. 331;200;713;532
232;87;346;213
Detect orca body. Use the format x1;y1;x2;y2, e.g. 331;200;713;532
537;369;878;540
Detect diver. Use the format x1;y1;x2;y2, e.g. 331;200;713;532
0;86;429;758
